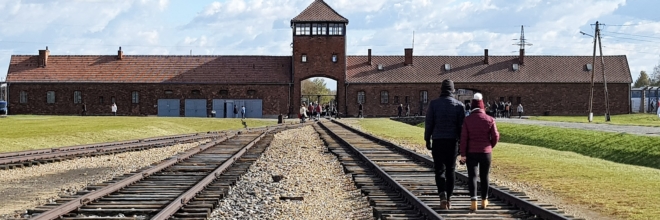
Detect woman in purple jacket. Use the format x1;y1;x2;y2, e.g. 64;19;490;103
459;93;500;211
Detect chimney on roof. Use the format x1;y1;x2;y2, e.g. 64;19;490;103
118;47;124;60
484;49;489;64
367;49;372;65
404;48;413;66
38;46;50;67
519;48;525;65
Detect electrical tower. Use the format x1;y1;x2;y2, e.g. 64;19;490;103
513;25;533;50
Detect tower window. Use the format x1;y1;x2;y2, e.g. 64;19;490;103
132;91;139;104
329;23;344;35
332;54;338;63
312;23;326;35
302;54;307;63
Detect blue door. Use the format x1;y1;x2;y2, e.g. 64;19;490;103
157;99;180;117
185;99;207;117
212;99;225;118
244;99;263;118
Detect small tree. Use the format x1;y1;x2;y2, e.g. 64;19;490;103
633;70;651;88
653;62;660;86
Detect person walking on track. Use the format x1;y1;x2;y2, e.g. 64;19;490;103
459;93;500;211
424;79;465;210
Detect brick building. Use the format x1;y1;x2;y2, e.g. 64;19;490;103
4;0;632;117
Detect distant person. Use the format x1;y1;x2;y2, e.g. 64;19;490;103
459;93;500;211
241;106;246;119
406;104;411;117
465;102;472;116
234;106;238;118
111;103;117;116
517;104;524;119
81;102;87;116
299;104;307;123
316;102;322;120
397;104;403;117
424;79;465;210
358;103;364;118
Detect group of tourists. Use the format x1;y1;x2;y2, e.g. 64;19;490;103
485;101;524;119
299;101;337;123
425;79;500;211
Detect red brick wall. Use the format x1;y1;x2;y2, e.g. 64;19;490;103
8;83;290;117
345;83;630;117
292;35;346;116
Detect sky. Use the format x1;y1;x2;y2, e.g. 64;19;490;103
1;0;659;90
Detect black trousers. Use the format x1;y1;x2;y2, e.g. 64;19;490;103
431;139;458;200
466;153;492;199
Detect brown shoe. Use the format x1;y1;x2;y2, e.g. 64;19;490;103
470;200;478;211
440;200;449;210
481;199;489;209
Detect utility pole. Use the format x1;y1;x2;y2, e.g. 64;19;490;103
597;24;611;121
588;21;598;122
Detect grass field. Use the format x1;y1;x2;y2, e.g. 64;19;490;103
0;115;277;153
358;118;660;219
531;114;660;127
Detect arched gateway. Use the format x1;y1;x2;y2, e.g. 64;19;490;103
289;0;348;117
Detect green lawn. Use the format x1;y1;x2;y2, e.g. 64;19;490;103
358;118;660;220
530;114;660;127
0;115;277;153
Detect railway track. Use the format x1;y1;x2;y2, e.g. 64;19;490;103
315;120;579;220
0;128;262;170
20;124;299;220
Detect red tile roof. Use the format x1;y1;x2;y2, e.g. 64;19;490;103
7;55;292;84
346;55;632;84
291;0;348;23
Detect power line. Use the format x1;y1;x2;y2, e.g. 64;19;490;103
601;30;660;40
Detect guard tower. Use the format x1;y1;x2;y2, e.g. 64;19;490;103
290;0;348;115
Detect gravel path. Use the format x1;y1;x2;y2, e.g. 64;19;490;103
209;126;372;220
497;118;660;136
0;141;206;218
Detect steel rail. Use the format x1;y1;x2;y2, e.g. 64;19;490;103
31;134;235;220
1;123;283;167
151;127;273;219
318;122;444;220
330;119;571;220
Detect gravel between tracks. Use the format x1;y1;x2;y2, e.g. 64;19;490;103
209;125;372;220
0;141;206;218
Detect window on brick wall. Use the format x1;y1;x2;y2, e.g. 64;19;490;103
219;90;229;96
164;90;173;95
302;54;307;63
132;91;139;104
20;91;28;104
328;23;344;35
332;54;338;63
394;96;399;104
357;91;365;104
247;90;256;96
380;91;389;104
420;91;428;103
99;96;104;104
73;91;82;104
47;91;55;104
191;90;201;95
312;23;327;35
405;96;410;104
111;96;116;104
517;97;522;105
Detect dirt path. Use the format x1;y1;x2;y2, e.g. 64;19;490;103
497;118;660;136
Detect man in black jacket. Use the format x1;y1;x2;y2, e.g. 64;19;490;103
424;79;465;210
